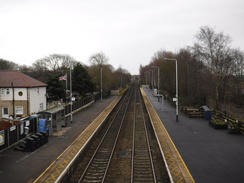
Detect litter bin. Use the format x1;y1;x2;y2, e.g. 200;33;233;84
36;133;45;145
200;105;212;120
25;137;36;152
31;135;41;149
40;131;48;143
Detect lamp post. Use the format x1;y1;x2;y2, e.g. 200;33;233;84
164;58;178;122
70;64;73;123
100;68;103;102
149;69;154;89
145;71;147;85
152;66;160;96
146;71;149;85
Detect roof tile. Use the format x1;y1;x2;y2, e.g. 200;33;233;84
0;70;47;87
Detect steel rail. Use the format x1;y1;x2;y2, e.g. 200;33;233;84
130;84;136;183
101;85;135;182
77;85;134;183
131;86;157;183
139;87;157;183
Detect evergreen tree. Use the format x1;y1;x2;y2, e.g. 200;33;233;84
47;74;66;101
72;63;96;97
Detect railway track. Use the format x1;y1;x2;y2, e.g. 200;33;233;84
68;82;170;183
131;86;156;182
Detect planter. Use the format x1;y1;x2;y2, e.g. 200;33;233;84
228;125;241;134
209;120;228;129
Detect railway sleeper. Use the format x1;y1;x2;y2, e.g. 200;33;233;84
98;149;112;153
93;157;110;163
134;169;153;174
89;164;107;170
84;173;104;178
135;152;149;157
134;157;150;161
134;155;150;159
83;177;104;182
86;169;105;174
133;175;154;183
134;174;154;179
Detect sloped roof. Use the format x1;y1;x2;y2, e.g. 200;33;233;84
0;70;47;87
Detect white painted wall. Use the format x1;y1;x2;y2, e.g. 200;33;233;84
29;87;47;113
1;87;47;114
1;88;28;100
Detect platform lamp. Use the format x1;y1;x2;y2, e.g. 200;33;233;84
100;68;103;102
152;66;160;99
164;58;179;122
70;64;73;123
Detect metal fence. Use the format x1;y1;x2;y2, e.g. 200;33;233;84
0;94;107;152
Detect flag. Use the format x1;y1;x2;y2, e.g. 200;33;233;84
59;75;67;81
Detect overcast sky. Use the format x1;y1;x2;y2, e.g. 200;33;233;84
0;0;243;74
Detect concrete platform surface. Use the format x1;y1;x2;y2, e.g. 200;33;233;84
143;88;244;183
0;96;117;183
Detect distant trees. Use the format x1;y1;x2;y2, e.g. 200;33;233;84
230;49;244;105
88;52;131;93
33;54;76;72
112;67;131;90
0;59;19;70
1;51;131;103
88;52;110;92
193;26;233;109
89;52;109;66
140;26;244;110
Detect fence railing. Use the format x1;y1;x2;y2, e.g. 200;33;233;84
181;107;244;133
65;95;94;115
0;117;37;152
182;109;205;118
0;93;110;152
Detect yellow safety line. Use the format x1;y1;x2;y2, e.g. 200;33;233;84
34;97;120;183
140;88;195;183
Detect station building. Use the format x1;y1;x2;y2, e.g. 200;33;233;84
0;70;47;119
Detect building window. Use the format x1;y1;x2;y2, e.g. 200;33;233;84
15;106;23;114
39;103;43;111
1;88;10;95
2;107;9;115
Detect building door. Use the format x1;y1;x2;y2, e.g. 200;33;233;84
2;107;9;118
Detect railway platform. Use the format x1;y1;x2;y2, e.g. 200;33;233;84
0;96;119;183
1;86;243;183
143;87;244;183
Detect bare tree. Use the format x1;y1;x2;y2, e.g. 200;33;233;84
89;52;109;66
88;52;110;91
193;26;233;109
230;48;244;105
33;54;77;72
231;48;244;77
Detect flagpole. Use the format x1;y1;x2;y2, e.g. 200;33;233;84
65;73;67;95
70;66;73;123
64;73;67;126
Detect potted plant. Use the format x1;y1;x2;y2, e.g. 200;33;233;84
228;120;241;134
209;113;228;129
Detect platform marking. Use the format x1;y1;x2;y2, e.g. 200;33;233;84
34;97;120;183
141;88;195;183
